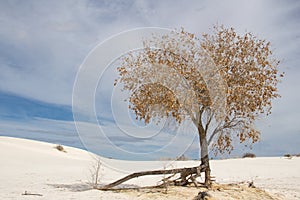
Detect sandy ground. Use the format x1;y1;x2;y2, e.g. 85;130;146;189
0;136;299;199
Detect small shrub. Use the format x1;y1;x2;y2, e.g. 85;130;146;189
159;154;190;161
295;153;300;157
284;154;292;158
194;191;211;200
159;157;173;161
55;144;66;153
242;153;256;158
90;158;102;188
176;154;190;161
248;181;255;188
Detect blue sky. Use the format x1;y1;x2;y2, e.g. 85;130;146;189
0;0;299;160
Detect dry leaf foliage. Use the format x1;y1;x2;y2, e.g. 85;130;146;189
115;25;282;154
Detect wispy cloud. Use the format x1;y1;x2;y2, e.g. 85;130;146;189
0;0;299;104
0;117;199;160
0;0;299;159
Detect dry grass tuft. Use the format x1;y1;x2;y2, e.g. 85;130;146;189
283;154;292;158
55;144;66;153
242;153;256;158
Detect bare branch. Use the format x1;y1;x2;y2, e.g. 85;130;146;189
96;165;204;190
208;117;243;145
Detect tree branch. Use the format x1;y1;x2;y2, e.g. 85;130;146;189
204;110;214;134
208;117;243;145
96;165;204;190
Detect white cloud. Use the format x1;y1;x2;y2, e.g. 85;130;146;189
0;0;299;157
0;0;299;105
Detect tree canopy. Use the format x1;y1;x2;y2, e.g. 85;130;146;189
115;25;283;185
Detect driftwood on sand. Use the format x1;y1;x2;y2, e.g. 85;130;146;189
96;165;206;190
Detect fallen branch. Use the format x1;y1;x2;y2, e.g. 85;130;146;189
96;165;204;190
22;191;43;196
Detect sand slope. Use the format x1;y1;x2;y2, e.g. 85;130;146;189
0;136;299;199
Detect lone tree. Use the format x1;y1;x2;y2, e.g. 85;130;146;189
115;25;282;186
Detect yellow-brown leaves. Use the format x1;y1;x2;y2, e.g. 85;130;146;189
115;25;282;154
201;25;282;154
202;25;282;118
128;83;182;124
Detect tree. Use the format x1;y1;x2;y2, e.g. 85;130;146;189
115;25;282;186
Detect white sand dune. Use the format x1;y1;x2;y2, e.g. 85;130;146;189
0;136;299;199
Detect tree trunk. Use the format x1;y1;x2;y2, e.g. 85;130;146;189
198;125;211;187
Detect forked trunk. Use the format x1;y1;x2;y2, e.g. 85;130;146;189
198;125;211;187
